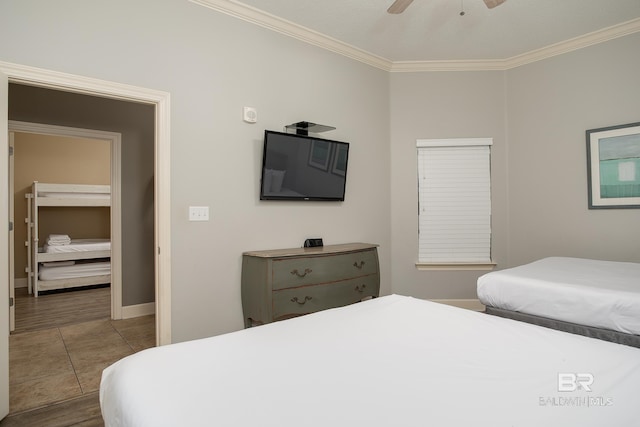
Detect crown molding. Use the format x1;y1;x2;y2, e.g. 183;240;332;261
390;59;507;73
189;0;392;71
190;0;640;73
500;17;640;70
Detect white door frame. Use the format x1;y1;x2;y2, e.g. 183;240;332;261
8;132;14;332
0;61;172;346
9;121;123;323
0;68;9;419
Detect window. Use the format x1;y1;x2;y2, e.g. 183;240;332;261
416;138;493;268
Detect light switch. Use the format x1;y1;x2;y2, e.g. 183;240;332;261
189;206;209;221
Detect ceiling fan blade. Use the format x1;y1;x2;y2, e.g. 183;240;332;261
483;0;507;8
387;0;414;14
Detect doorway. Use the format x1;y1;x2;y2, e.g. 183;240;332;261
9;124;123;332
7;88;152;415
0;69;172;344
0;61;172;420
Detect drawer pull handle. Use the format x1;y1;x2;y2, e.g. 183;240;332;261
353;261;365;269
291;296;312;305
355;284;367;293
291;268;312;278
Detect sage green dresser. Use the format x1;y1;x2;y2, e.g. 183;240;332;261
241;243;380;327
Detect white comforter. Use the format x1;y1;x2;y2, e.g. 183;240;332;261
477;257;640;335
100;295;640;427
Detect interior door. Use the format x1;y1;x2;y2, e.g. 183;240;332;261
0;69;10;419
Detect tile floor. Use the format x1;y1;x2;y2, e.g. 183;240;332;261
9;291;155;414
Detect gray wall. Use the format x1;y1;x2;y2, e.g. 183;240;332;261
390;71;508;299
389;33;640;299
0;0;391;342
8;84;156;307
506;33;640;266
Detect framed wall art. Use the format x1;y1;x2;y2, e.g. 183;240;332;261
586;122;640;209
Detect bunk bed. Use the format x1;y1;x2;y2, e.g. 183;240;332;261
26;182;112;297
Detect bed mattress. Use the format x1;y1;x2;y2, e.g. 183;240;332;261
100;294;640;427
39;261;111;281
39;191;110;199
43;239;111;254
477;257;640;335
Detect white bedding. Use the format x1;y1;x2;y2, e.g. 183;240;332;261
39;261;111;281
39;191;110;199
100;295;640;427
477;257;640;335
43;239;111;254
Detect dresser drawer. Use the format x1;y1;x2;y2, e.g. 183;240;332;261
271;249;378;290
272;276;379;320
241;243;380;327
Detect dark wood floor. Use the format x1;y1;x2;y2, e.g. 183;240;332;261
13;285;111;334
0;393;103;427
1;286;155;426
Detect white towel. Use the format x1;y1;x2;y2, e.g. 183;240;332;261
47;234;71;246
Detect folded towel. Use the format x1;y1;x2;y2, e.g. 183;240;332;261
47;238;71;244
48;234;70;241
47;234;71;246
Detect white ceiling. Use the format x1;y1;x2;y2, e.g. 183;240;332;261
194;0;640;70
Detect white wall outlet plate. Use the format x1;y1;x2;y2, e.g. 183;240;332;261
243;106;257;123
189;206;209;221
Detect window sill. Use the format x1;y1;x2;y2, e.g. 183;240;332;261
415;262;497;271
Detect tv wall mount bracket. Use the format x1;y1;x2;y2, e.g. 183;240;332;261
285;121;336;136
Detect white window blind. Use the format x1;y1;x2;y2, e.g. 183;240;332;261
417;138;492;264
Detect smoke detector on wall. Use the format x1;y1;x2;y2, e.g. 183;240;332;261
243;106;258;123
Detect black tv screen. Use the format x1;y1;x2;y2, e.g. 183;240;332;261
260;130;349;201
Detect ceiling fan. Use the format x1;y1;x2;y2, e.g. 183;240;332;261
387;0;506;14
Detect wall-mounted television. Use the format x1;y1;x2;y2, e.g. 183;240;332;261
260;130;349;201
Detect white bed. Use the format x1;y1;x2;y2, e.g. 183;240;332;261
100;295;640;427
477;257;640;340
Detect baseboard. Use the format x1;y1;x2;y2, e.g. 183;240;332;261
429;299;485;312
121;302;155;319
14;278;28;289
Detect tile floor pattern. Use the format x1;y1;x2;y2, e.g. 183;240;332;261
9;315;155;414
